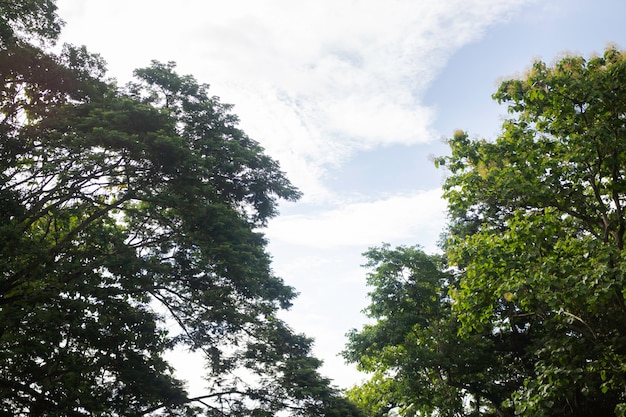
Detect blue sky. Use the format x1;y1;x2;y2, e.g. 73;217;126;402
56;0;626;391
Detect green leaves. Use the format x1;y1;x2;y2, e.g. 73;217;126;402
0;33;352;417
348;46;626;417
344;245;516;417
440;46;626;416
0;0;62;46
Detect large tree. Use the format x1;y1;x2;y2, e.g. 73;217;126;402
345;46;626;417
0;5;361;416
438;46;626;416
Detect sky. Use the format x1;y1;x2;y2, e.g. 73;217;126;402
55;0;626;392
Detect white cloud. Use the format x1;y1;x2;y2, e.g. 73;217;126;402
267;188;447;250
57;0;534;201
266;189;449;388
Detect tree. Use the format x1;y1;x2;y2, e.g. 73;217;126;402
343;245;528;417
346;47;626;417
437;46;626;416
0;9;361;415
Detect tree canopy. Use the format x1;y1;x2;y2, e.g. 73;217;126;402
345;47;626;417
0;0;62;47
0;3;361;416
343;245;525;417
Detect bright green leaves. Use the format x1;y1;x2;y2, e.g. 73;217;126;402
439;47;626;416
349;47;626;417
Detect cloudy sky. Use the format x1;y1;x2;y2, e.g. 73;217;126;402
56;0;626;391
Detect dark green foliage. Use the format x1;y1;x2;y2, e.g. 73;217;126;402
0;6;359;415
0;0;62;46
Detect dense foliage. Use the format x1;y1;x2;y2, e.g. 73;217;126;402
0;2;361;416
344;246;523;417
345;47;626;417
